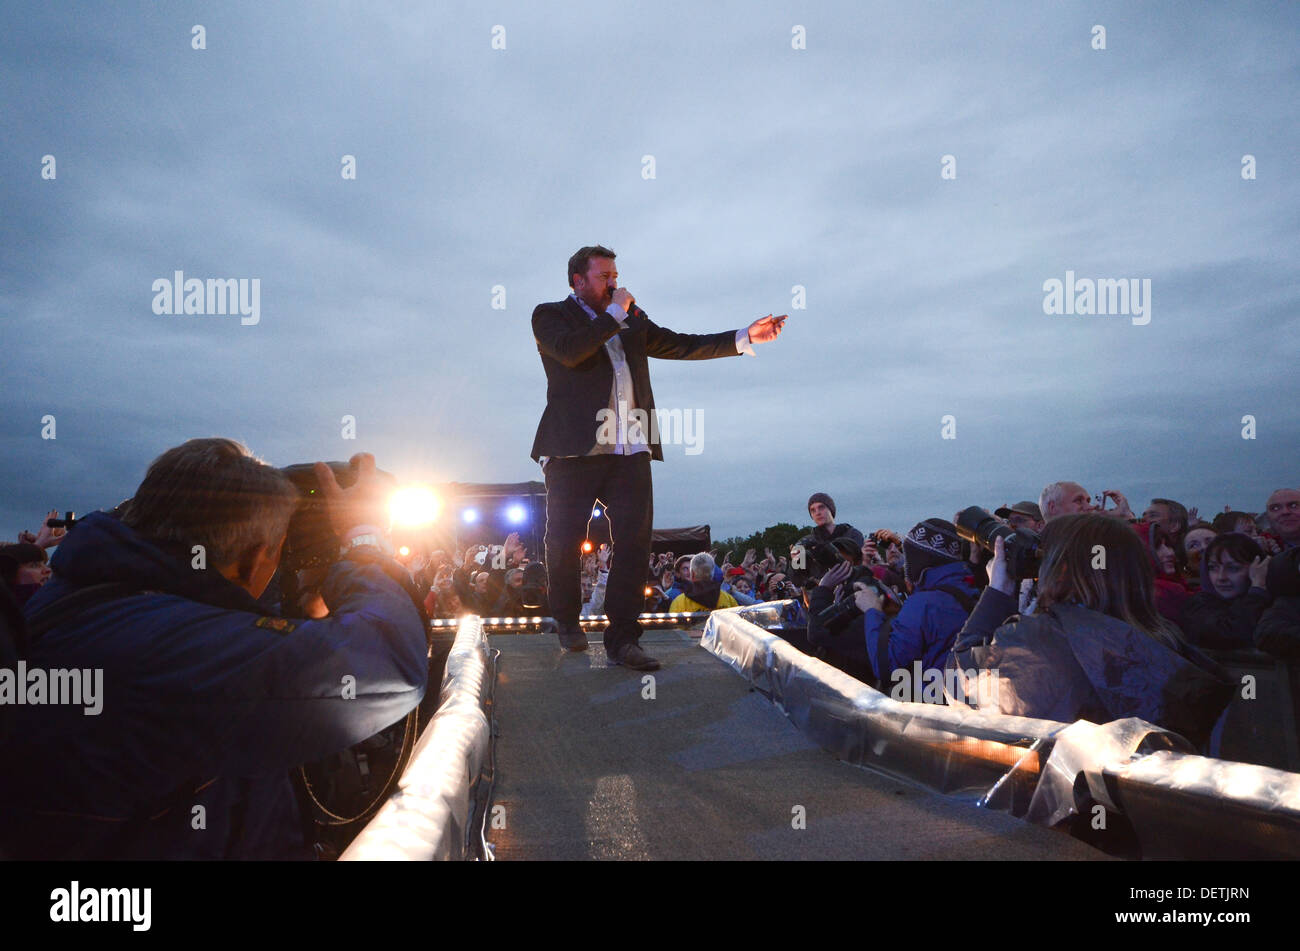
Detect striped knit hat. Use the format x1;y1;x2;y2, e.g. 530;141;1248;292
902;519;963;586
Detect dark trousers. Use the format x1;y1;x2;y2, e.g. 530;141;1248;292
543;453;653;653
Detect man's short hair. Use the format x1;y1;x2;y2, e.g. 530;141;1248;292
567;245;616;288
1039;481;1079;520
689;551;716;582
121;437;298;567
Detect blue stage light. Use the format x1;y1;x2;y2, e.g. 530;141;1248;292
506;503;526;524
461;508;479;524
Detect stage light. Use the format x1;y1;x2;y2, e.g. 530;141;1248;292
591;507;602;518
462;508;479;524
398;545;411;558
505;503;526;524
389;485;440;527
582;540;593;553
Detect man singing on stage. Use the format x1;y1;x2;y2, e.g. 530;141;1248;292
530;245;787;670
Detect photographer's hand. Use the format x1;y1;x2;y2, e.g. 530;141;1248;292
852;582;882;614
315;453;390;538
819;561;853;590
988;536;1016;596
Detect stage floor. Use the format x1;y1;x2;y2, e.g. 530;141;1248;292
485;628;1110;860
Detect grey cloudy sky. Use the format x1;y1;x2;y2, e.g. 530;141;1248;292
2;1;1297;544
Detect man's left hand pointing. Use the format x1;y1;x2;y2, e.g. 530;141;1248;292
747;314;788;344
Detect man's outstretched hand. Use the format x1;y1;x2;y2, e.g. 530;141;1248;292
747;314;787;344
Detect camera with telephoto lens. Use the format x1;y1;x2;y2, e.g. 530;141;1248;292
275;460;438;854
955;505;1042;581
816;565;904;633
793;535;841;576
278;461;398;572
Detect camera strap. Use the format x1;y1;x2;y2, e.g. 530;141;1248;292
935;585;978;615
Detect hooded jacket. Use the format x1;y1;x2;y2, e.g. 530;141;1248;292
807;559;979;687
1181;533;1271;651
0;512;429;859
947;587;1234;750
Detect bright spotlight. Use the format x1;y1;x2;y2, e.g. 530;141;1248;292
581;540;593;553
505;503;526;524
461;508;479;524
397;545;411;558
389;486;440;527
592;507;602;518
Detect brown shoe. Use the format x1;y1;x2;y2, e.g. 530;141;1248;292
611;642;661;671
556;623;588;652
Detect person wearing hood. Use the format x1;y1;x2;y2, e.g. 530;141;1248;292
809;518;979;693
0;439;430;860
1181;534;1271;651
668;552;739;613
946;513;1234;751
1132;520;1191;630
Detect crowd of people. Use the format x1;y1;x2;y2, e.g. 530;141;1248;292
2;434;1297;859
784;484;1300;754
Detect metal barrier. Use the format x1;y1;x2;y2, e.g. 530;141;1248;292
704;601;1300;858
428;612;712;634
341;615;497;860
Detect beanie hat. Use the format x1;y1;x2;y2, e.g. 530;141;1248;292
902;519;963;587
808;493;836;518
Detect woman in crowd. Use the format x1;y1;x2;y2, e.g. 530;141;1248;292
1132;520;1192;629
947;513;1234;751
1180;524;1218;592
1181;534;1271;650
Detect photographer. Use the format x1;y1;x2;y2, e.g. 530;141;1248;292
806;493;861;553
946;513;1233;751
791;495;865;588
867;519;976;692
808;520;978;694
0;439;430;859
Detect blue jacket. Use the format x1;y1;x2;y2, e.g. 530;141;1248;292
863;561;979;682
0;512;429;859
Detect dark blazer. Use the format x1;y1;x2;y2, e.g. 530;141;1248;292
530;296;742;461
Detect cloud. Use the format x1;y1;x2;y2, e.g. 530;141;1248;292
1;0;1297;543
